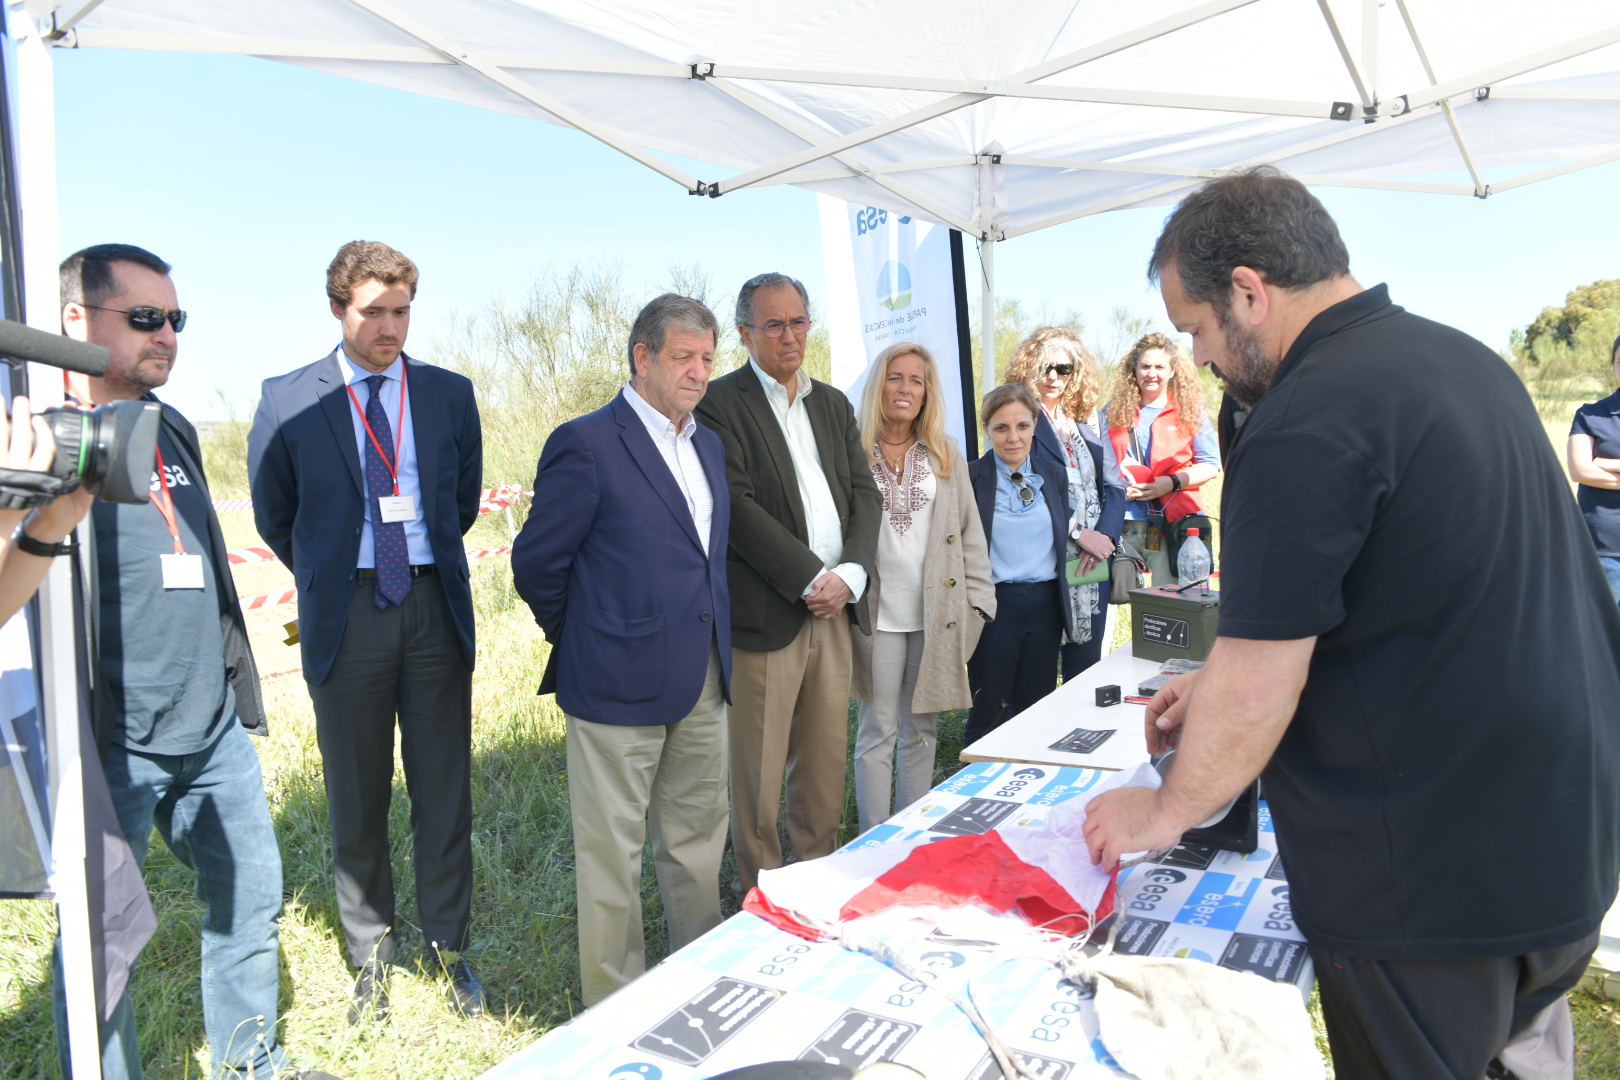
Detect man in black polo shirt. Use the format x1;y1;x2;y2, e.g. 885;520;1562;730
1083;169;1620;1079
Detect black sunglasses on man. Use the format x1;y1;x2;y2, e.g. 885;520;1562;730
87;304;187;333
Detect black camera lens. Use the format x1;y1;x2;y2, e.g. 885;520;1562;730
39;401;162;504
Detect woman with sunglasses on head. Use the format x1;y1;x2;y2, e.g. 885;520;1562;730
1104;332;1220;585
1004;328;1125;681
850;343;995;831
964;384;1076;746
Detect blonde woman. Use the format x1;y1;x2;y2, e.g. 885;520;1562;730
1104;332;1220;584
1004;327;1125;680
851;342;995;832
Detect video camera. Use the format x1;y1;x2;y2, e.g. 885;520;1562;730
0;319;161;510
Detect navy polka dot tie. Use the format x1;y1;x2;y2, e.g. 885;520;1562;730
364;374;410;608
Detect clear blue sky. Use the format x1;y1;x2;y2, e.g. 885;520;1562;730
50;47;1620;419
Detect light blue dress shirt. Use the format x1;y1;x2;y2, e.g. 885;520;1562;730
339;349;434;567
989;454;1056;584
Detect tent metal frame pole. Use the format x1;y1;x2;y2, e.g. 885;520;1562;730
711;0;1262;195
1487;145;1620;194
701;76;982;235
1000;102;1436;239
1392;0;1486;197
337;0;703;192
1404;23;1620;112
979;239;995;396
11;6;100;1077
1315;0;1374;112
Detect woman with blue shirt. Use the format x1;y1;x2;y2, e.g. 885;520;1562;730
1004;327;1125;681
1103;333;1220;584
965;384;1077;746
1567;333;1620;603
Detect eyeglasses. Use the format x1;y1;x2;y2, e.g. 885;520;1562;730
1008;471;1037;504
1043;363;1074;377
746;317;812;339
87;305;187;333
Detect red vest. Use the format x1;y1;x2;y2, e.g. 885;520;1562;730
1107;396;1207;524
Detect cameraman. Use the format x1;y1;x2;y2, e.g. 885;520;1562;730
0;393;93;624
51;244;336;1080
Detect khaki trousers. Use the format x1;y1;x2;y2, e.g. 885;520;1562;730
729;614;852;892
567;649;727;1007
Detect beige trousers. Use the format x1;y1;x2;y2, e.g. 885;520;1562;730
854;630;936;834
567;649;727;1006
728;614;852;892
1122;519;1175;585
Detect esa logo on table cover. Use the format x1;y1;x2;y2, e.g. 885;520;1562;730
991;767;1046;798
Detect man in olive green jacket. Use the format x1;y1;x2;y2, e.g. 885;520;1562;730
694;272;882;892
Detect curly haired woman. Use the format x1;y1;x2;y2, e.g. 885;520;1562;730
1003;327;1125;680
1103;332;1220;584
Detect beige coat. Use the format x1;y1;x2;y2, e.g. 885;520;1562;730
852;446;997;713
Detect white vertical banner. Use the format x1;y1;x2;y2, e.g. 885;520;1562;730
817;195;967;455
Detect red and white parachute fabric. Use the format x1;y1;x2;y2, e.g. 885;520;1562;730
744;763;1161;951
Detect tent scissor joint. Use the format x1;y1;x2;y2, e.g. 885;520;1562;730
689;61;714;80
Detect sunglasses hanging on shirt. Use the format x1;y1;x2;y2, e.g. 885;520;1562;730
1008;471;1037;504
87;305;188;333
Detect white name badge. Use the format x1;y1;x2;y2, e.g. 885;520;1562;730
160;552;205;590
377;495;418;523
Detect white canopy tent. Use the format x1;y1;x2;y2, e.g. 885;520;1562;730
25;0;1620;375
6;2;1617;1076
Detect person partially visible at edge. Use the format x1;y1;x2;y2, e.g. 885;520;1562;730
963;384;1074;747
850;341;994;833
511;294;733;1007
1082;166;1620;1080
1004;327;1124;681
1567;332;1620;603
247;241;486;1024
1103;332;1221;585
53;244;339;1080
692;272;882;895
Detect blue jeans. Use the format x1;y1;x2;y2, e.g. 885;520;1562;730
54;720;286;1080
1601;556;1620;606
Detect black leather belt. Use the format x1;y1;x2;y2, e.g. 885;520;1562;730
357;564;436;581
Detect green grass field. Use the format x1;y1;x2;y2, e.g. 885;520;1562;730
6;371;1620;1076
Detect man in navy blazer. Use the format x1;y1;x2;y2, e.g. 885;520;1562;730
512;294;732;1006
247;241;485;1021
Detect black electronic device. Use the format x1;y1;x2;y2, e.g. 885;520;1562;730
0;318;158;510
1095;683;1121;707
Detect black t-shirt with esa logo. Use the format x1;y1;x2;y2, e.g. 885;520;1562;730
92;427;234;755
1218;284;1620;960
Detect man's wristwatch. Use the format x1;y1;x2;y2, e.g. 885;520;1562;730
1168;473;1183;493
13;528;76;558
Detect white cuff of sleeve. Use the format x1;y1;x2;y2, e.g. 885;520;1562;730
830;562;868;602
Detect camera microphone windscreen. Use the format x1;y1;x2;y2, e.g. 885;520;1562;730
0;318;109;376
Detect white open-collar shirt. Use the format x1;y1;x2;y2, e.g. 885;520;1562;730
749;358;868;601
622;382;714;556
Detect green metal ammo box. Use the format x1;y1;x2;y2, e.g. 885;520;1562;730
1128;583;1221;662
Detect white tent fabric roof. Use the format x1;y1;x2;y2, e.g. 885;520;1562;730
44;0;1620;236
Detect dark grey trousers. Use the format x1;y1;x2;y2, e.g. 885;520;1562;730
1311;929;1597;1080
308;573;473;968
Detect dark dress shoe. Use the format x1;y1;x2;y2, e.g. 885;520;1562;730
440;956;487;1018
347;960;390;1025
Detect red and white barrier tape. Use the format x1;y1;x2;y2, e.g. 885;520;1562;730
236;543;515;610
220;487;529;567
214;486;529;515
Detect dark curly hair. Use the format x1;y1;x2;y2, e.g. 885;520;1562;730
1148;166;1349;315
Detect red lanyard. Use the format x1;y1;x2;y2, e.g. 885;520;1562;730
151;445;185;555
344;367;406;497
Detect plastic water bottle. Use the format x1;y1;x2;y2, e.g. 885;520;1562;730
1177;527;1211;588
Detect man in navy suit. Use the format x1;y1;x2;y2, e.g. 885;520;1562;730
512;294;732;1006
247;241;485;1021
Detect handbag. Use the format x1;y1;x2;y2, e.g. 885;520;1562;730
1109;537;1149;603
1066;554;1110;587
